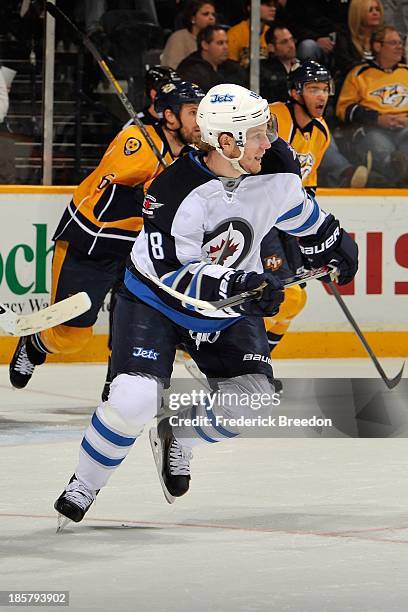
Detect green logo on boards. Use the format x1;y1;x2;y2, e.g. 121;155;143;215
0;224;54;295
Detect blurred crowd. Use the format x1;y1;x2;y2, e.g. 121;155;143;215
1;0;408;187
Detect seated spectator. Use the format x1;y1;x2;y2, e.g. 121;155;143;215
260;24;299;102
177;24;247;91
271;61;369;188
227;0;278;69
161;0;216;69
336;26;408;185
335;0;384;81
285;0;350;66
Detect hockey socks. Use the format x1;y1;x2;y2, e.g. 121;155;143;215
76;406;139;491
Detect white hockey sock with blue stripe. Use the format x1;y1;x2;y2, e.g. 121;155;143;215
76;407;139;490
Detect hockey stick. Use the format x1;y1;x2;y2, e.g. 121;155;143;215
327;281;404;389
136;265;337;311
0;292;91;336
45;2;168;170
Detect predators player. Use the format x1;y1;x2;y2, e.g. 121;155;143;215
262;61;335;355
9;80;205;392
264;61;368;355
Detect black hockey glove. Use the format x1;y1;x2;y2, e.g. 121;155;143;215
227;270;284;316
299;215;359;285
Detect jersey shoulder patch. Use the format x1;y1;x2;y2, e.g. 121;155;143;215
124;137;142;156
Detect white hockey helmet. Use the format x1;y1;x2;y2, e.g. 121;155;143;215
197;84;271;166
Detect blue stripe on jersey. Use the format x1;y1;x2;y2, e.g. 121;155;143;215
81;437;125;467
161;262;193;288
125;270;239;333
91;413;136;447
206;405;239;439
161;262;210;312
276;202;303;223
185;263;212;311
286;198;320;235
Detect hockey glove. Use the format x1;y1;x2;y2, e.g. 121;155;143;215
228;270;284;316
299;215;358;285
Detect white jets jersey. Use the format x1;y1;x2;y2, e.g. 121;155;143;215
125;150;326;333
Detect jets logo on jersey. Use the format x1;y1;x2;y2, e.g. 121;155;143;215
143;194;165;217
124;137;142;156
371;84;408;108
298;153;315;179
263;254;283;271
203;219;253;267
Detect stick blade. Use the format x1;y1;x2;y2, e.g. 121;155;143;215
0;303;17;335
14;292;92;336
385;362;405;389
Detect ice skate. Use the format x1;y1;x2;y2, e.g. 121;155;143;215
149;417;192;504
9;335;46;389
54;476;97;528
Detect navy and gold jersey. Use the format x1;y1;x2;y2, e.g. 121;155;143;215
53;123;174;259
270;101;330;189
336;61;408;124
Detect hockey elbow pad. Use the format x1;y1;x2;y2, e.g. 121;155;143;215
299;215;359;285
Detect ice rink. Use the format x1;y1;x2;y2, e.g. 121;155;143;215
1;359;407;612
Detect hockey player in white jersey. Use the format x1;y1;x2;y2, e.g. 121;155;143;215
54;84;358;522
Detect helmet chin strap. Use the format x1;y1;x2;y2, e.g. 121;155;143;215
291;94;314;121
216;145;249;175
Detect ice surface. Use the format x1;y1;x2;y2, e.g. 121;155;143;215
0;360;407;612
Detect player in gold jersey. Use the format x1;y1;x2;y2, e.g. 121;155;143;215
263;62;334;355
9;80;205;391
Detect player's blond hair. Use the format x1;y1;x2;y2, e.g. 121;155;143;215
348;0;384;57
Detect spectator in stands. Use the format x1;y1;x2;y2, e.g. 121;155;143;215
161;0;216;69
336;25;408;185
260;24;299;102
177;24;247;91
227;0;278;69
335;0;384;81
0;65;15;184
285;0;350;65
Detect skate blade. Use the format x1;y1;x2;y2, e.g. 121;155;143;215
56;514;71;533
149;427;176;505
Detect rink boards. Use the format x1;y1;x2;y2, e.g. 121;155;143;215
0;186;407;360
